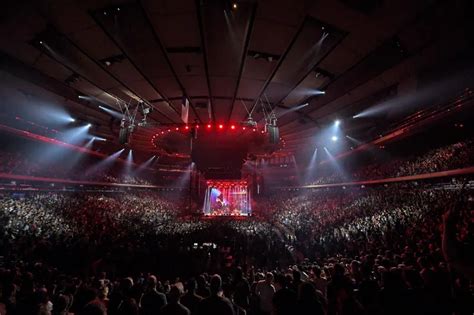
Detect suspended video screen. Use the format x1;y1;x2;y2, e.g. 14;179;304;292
202;180;251;216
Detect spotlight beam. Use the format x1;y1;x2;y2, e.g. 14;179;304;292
134;156;156;174
99;105;124;119
275;103;309;118
85;148;125;178
323;147;348;181
253;31;329;124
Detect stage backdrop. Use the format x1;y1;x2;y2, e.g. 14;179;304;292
202;180;251;216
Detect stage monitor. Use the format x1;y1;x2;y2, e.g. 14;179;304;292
202;180;251;216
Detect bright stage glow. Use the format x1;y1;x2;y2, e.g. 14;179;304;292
334;120;340;126
203;180;251;216
218;124;223;129
331;136;338;142
230;125;235;130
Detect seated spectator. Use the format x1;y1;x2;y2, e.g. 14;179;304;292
161;285;190;315
255;272;275;315
181;278;203;314
140;275;167;315
198;275;235;315
296;282;324;315
272;274;297;315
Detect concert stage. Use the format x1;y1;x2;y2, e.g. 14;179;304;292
202;180;252;216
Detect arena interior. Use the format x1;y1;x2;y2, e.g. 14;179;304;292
0;1;473;314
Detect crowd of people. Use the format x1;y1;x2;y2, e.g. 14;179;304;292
0;182;473;314
0;151;163;186
308;140;474;185
0;131;473;315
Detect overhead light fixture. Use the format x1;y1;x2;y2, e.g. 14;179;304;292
232;3;238;9
311;90;326;96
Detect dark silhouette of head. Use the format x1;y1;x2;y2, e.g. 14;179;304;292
186;278;197;293
210;274;223;295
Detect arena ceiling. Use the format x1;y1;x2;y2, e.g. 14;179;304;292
0;0;473;155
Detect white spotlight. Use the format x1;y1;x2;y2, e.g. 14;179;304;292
331;136;338;142
86;123;92;128
312;90;325;95
93;136;106;141
335;120;340;126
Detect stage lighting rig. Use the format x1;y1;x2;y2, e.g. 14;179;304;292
238;99;258;128
261;95;279;144
241;115;258;128
116;99;157;144
138;102;153;127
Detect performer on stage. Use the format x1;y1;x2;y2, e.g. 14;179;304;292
216;193;225;209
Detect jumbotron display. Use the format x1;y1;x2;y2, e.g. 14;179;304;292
202;180;252;216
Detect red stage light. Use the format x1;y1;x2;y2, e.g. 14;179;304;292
175;127;179;131
252;128;256;132
230;125;235;130
185;126;189;130
207;124;212;129
242;127;246;130
218;124;223;129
